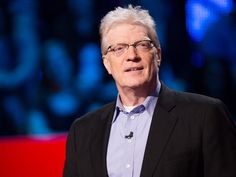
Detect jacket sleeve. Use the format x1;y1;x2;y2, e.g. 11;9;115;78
203;100;236;177
63;122;79;177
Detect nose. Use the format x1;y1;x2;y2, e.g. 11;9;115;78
126;46;139;61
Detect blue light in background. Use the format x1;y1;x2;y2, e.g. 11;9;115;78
3;96;25;133
48;91;80;117
0;0;39;88
186;0;233;42
75;43;103;95
44;40;73;87
191;51;205;68
27;110;52;134
208;0;233;12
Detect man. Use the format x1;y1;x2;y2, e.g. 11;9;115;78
63;5;236;177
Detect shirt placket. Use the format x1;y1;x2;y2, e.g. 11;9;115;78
123;112;137;177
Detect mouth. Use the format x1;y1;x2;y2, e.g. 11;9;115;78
125;66;144;72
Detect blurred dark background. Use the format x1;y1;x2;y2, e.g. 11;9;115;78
0;0;235;136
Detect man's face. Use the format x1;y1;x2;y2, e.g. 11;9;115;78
103;23;161;91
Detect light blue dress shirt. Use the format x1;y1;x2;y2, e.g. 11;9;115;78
107;83;161;177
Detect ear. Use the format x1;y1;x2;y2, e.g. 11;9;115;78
156;47;161;67
103;56;112;74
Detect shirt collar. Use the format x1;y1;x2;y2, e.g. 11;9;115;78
113;81;161;123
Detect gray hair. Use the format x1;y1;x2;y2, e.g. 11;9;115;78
99;5;160;55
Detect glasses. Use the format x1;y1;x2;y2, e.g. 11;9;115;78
104;39;154;57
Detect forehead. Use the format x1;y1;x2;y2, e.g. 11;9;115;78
106;23;150;44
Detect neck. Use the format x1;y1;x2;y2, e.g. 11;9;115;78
118;80;158;106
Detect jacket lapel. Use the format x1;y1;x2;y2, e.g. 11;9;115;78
140;84;178;177
89;103;116;177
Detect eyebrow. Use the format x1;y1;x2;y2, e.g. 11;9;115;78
111;38;151;45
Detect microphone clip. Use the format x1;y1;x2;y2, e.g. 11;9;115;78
125;131;133;139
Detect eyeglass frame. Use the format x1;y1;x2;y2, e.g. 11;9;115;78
103;39;155;57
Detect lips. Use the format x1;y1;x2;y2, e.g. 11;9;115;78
125;66;144;72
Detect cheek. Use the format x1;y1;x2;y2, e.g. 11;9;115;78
146;58;159;77
110;62;122;76
147;55;158;70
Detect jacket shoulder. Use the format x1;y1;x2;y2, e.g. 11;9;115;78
174;90;222;105
159;83;224;111
168;89;231;121
71;101;115;128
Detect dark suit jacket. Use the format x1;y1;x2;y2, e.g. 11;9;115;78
63;84;236;177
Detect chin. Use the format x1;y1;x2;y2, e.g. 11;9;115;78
125;81;147;89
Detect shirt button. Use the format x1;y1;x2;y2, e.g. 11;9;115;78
127;139;132;143
126;164;131;168
130;115;135;120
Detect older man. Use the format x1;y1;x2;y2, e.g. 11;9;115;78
63;5;236;177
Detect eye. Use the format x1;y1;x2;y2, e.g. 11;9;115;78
137;41;151;49
113;44;126;52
